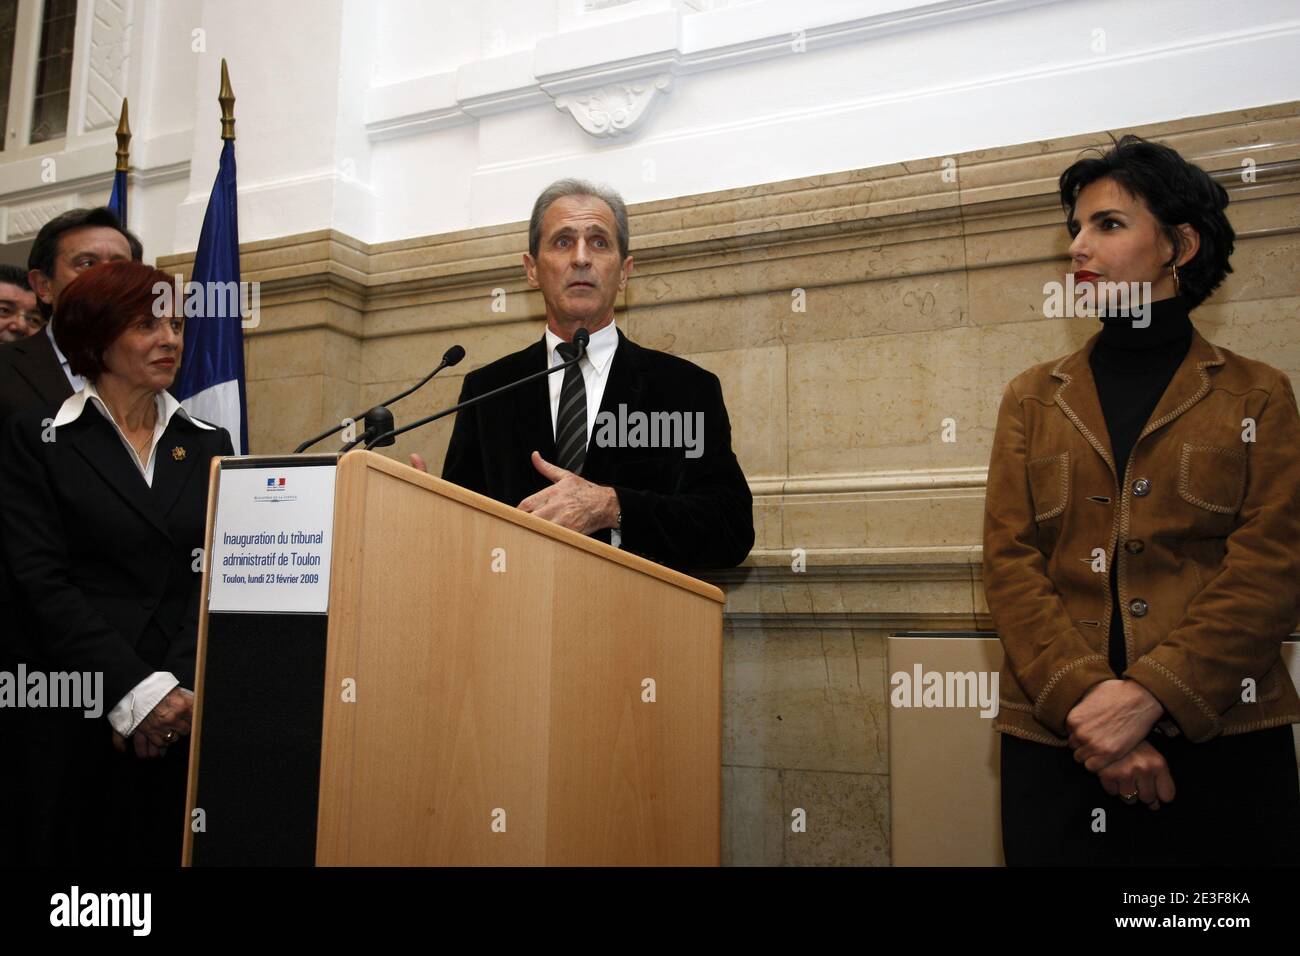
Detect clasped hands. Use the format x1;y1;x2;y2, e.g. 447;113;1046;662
409;451;620;535
111;687;194;760
1065;678;1174;810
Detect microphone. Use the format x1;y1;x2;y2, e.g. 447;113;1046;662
361;328;589;450
294;345;465;453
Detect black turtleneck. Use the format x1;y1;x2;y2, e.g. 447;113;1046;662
1088;295;1194;674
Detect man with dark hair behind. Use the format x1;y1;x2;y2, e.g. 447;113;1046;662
0;207;143;423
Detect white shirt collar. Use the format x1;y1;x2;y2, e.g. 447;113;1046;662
45;320;65;362
52;379;215;432
544;317;618;375
53;381;214;485
45;320;86;391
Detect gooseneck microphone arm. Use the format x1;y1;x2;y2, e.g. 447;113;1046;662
359;329;589;451
293;344;466;453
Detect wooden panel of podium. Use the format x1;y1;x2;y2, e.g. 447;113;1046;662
182;450;724;866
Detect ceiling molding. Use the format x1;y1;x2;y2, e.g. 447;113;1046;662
363;0;1058;142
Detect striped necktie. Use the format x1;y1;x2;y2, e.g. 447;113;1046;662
554;341;587;474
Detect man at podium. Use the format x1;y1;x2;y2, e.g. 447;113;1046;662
426;178;753;572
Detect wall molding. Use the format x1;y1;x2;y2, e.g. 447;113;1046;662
205;103;1300;297
363;0;1060;141
723;612;984;630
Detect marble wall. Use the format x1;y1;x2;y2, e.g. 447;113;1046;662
159;101;1300;864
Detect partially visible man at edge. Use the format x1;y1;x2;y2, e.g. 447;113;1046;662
0;266;40;345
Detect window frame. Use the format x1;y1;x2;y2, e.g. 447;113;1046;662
2;0;91;159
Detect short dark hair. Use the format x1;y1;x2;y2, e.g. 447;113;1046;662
27;207;144;320
1059;135;1234;309
0;263;31;291
53;260;172;380
528;178;630;261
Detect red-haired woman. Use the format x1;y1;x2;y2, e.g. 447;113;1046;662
0;259;233;865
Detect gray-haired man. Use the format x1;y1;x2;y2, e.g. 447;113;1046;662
424;178;754;572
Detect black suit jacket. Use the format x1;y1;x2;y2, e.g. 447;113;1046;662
442;329;754;571
0;402;233;708
0;328;74;425
0;330;75;662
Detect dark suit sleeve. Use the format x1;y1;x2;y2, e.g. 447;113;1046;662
611;372;754;570
165;427;235;687
441;371;488;495
0;413;155;708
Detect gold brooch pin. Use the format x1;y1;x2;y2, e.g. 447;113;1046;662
171;446;186;461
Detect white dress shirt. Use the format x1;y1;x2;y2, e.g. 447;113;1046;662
51;380;215;736
543;318;621;547
46;320;85;392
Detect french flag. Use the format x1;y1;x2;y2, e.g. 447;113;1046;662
174;136;249;455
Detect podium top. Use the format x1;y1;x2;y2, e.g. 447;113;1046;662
225;450;726;605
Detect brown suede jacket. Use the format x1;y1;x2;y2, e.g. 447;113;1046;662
984;328;1300;745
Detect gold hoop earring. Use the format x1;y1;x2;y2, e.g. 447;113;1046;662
1171;263;1181;298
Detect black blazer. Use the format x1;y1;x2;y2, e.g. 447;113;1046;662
0;330;75;642
0;328;74;425
0;401;233;708
442;329;754;571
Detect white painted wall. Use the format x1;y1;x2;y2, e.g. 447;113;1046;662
0;0;199;263
2;0;1298;260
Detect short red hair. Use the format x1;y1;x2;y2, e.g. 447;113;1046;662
53;260;173;379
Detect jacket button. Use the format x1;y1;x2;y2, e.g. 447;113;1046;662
1129;598;1148;617
1124;539;1145;554
1132;478;1151;497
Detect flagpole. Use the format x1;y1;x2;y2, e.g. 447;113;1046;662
218;56;246;451
219;58;235;141
115;99;131;171
107;99;130;224
176;57;249;454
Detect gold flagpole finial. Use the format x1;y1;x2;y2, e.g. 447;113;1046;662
114;99;131;172
218;58;236;141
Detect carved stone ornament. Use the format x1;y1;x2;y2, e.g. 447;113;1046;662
84;0;135;132
553;74;673;138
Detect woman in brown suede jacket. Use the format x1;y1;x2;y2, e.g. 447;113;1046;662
984;135;1300;865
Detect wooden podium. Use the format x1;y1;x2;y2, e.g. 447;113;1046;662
182;450;724;866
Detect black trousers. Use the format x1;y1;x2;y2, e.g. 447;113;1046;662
1000;725;1300;865
10;703;190;867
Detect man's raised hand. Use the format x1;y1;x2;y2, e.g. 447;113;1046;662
518;451;619;535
